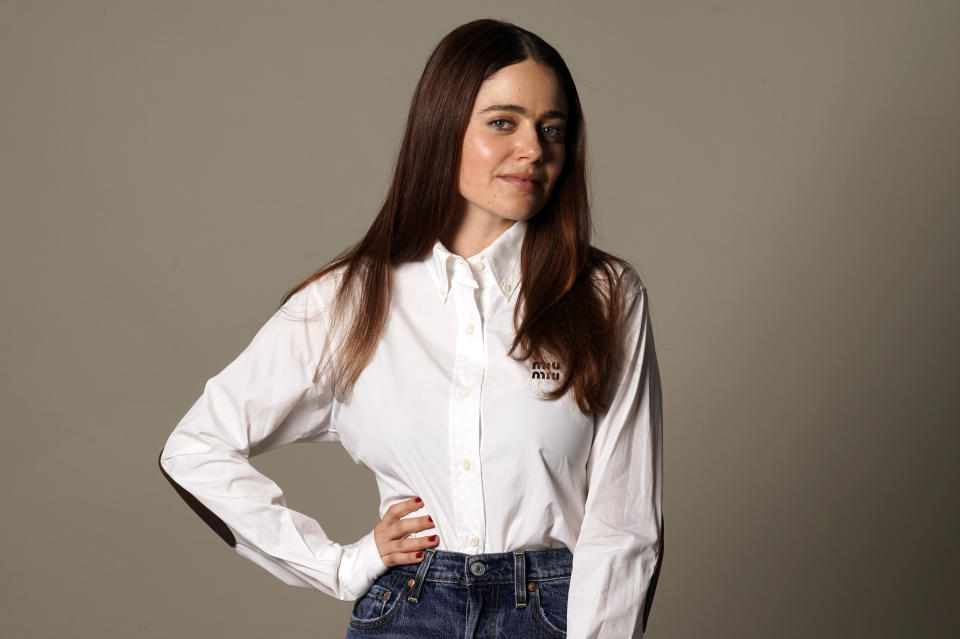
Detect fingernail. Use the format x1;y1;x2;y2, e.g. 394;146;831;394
428;515;433;522
415;497;422;503
429;535;437;541
416;551;423;558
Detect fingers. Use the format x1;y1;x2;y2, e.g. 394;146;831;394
385;497;435;535
385;496;426;523
376;497;440;566
396;513;435;536
397;534;440;553
386;534;441;566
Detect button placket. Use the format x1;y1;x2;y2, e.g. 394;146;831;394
447;272;486;554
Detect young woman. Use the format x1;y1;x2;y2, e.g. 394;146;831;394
158;18;663;639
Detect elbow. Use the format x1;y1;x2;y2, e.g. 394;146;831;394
643;515;665;633
157;446;236;548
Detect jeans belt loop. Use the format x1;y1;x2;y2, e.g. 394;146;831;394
406;547;436;603
514;550;527;608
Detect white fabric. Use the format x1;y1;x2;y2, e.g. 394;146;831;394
159;217;663;637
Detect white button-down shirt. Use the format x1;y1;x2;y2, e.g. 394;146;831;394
159;218;663;638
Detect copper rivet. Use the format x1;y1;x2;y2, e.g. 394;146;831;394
382;591;390;600
527;582;536;591
407;578;416;587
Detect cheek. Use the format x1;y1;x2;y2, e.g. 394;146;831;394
462;133;502;176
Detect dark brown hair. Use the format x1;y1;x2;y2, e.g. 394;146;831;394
280;18;640;416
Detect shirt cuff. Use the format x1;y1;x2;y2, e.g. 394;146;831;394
338;528;389;600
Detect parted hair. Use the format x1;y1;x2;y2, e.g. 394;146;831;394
280;18;641;416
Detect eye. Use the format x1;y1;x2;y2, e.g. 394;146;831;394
487;119;565;140
543;126;565;140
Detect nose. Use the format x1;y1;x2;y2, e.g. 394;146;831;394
515;123;546;162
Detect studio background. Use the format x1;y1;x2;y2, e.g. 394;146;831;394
1;1;956;637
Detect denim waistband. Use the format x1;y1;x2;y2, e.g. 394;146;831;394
390;546;573;607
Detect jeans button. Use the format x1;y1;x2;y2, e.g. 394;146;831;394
470;561;486;576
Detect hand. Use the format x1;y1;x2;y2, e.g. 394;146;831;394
373;496;439;566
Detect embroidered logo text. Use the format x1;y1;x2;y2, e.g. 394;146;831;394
531;360;562;381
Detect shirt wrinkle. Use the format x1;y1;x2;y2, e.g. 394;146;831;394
158;219;663;638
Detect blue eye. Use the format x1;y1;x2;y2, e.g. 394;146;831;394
487;119;565;140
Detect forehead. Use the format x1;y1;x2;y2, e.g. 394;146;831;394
473;60;567;115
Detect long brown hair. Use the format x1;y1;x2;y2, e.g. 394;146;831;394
280;18;640;416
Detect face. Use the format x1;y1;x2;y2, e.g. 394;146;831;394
457;59;568;227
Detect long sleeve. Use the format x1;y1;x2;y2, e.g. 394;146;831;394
566;271;664;638
157;283;389;601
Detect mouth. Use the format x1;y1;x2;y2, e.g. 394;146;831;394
499;175;540;191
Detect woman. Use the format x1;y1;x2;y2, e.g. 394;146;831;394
158;18;663;639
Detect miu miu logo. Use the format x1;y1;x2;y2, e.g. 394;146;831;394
531;360;562;380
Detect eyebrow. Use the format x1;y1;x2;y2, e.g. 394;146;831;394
478;104;568;121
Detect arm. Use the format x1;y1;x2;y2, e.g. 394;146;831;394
566;269;664;638
157;283;388;601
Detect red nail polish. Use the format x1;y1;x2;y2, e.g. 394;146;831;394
428;516;433;522
415;497;422;503
416;551;423;558
429;535;437;541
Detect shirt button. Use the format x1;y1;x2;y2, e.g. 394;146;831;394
459;386;472;397
470;260;484;271
468;535;479;546
502;282;512;292
465;324;474;335
439;286;447;295
461;459;471;470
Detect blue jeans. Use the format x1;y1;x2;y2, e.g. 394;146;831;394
344;546;572;638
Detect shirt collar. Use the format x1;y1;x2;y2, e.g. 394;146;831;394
425;218;527;305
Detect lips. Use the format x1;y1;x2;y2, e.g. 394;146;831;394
500;175;539;192
500;173;541;184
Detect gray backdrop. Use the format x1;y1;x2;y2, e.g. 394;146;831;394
1;1;956;637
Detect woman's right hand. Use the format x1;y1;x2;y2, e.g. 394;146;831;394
373;496;439;566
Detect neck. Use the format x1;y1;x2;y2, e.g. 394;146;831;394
440;206;518;260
